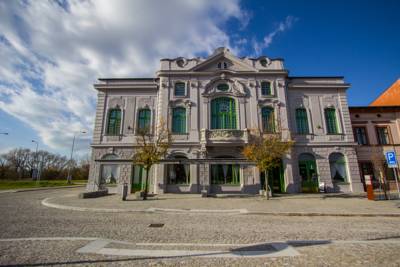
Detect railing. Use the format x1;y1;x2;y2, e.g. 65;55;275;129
200;129;249;145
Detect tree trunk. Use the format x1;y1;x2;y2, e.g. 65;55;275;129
143;167;150;200
265;170;270;200
379;170;388;200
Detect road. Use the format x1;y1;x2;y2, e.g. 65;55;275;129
1;188;400;266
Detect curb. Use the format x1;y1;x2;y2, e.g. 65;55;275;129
41;197;400;217
14;185;85;193
41;198;247;214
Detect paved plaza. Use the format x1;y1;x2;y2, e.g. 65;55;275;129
1;188;400;266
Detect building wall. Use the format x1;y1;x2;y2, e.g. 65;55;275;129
350;107;400;190
87;48;364;194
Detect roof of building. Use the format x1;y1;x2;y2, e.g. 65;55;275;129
98;78;155;81
369;79;400;106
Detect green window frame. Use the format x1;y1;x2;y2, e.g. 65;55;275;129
210;164;240;185
217;83;229;91
137;109;151;132
211;97;237;129
324;108;339;134
295;108;309;134
261;107;275;133
376;127;390;145
261;81;271;96
172;107;186;134
106;109;121;135
174;82;186;96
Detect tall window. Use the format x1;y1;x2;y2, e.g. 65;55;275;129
329;153;347;182
174;82;186;96
353;127;368;145
295;108;309;134
376;127;390;145
261;107;275;133
137;109;151;132
106;109;121;135
172;107;186;134
324;108;339;134
261;81;271;96
211;97;237;129
211;164;240;185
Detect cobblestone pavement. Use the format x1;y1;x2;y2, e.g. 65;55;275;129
45;188;400;215
1;188;400;266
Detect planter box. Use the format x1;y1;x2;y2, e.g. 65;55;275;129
79;189;108;199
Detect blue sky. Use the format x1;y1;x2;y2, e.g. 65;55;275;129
0;0;399;156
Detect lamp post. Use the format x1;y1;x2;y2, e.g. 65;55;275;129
0;133;8;135
31;140;39;181
66;130;86;184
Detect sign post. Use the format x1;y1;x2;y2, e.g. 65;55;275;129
385;151;400;199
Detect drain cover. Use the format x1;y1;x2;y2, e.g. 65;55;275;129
149;223;164;228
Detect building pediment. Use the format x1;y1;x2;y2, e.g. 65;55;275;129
190;48;257;73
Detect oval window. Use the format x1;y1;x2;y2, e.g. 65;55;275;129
217;84;229;91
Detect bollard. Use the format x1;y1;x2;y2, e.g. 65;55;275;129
365;175;374;200
122;182;128;201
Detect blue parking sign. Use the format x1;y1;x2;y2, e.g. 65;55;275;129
385;151;397;168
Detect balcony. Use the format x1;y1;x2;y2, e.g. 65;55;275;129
200;129;249;145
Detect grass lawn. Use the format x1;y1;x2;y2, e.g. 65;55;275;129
0;180;87;190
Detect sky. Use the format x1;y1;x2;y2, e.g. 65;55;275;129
0;0;399;157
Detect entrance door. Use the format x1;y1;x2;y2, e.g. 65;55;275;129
260;162;284;193
299;159;318;192
131;165;144;193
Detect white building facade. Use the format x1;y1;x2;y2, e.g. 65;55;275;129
86;47;364;195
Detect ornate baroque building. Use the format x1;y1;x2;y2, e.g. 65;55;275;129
86;47;364;195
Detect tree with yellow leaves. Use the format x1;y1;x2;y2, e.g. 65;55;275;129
243;130;293;199
132;120;171;200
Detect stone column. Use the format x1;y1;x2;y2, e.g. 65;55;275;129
154;163;165;194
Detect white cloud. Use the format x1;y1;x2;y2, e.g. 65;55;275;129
252;16;298;55
0;0;247;153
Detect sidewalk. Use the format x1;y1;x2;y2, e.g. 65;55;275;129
42;190;400;217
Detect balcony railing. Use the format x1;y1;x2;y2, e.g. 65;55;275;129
200;129;249;145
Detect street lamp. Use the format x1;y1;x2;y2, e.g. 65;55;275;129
66;130;87;184
0;133;8;135
31;140;40;181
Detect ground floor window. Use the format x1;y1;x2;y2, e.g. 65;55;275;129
210;164;240;185
167;164;190;184
329;153;348;182
384;163;396;181
101;164;119;184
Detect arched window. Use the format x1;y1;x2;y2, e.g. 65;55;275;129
261;81;271;96
329;153;347;182
172;107;186;134
325;108;339;134
295;108;309;134
174;82;186;96
106;109;121;135
261;107;275;133
211;97;237;129
137;108;151;132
